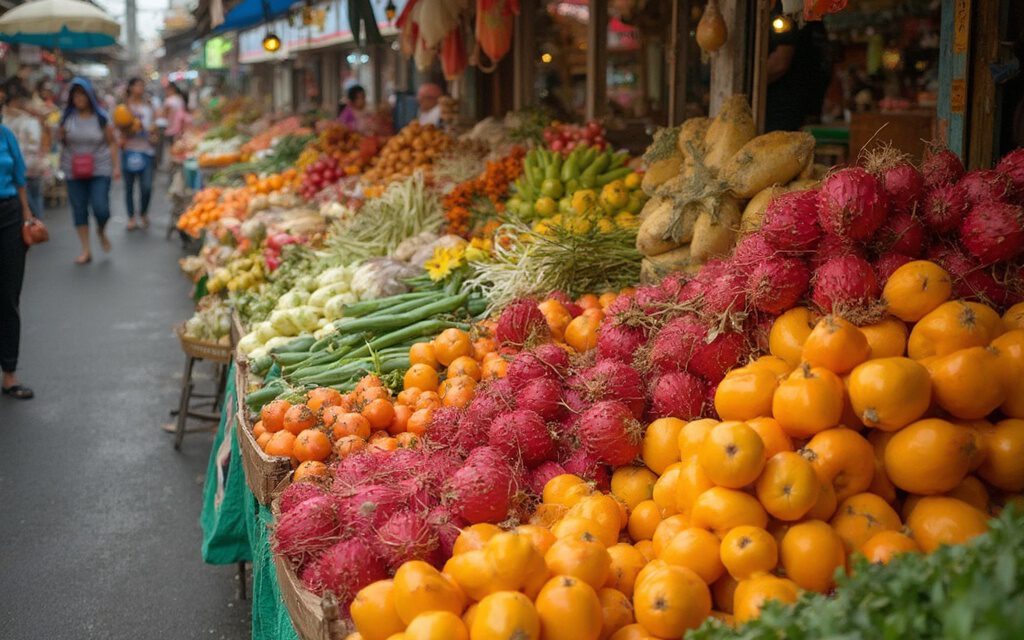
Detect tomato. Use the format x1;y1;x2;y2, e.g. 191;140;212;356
779;520;846;593
544;536;611;589
651;514;691;557
433;328;473;367
847;357;931;431
801;315;871;374
720;525;778;581
801;427;875;502
977;419;1024;491
829;492;902;553
714;366;779;421
535;575;602;640
444;550;498;602
604;543;646;598
769;307;817;367
859;315;909;359
746;416;793;458
306;387;343;413
673;456;716;517
447;356;482;382
485;531;547;592
282;403;317;436
453;523;502;555
906;496;989;552
991;329;1024;418
565;495;626;545
292;460;328;482
689;487;768;537
697;421;766;489
627;500;662;542
772;365;845;438
392;561;465;624
565;312;601;352
610;466;658;510
513;524;557;556
1003;302;1024;332
260;398;291;433
642;417;685;474
264;430;297;459
755;451;820;521
597;588;634;640
408;342;439;368
293;429;331;462
923;346;1006;419
543;474;593;508
907;300;1002;360
883;418;978;495
405;611;468;640
633;565;711;637
470;591;540;640
677;418;718;460
351;580;405;640
859;530;919;564
657;527;725;584
882;260;953;322
732;575;799;623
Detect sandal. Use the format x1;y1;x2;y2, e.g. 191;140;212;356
140;216;150;229
2;384;34;399
126;220;138;231
74;254;92;265
99;233;112;253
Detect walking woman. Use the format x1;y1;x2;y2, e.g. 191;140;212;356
0;87;38;399
60;77;120;264
121;78;156;230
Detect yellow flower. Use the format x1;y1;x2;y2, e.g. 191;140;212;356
424;245;467;281
465;237;493;262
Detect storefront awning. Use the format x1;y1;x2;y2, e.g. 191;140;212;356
213;0;300;34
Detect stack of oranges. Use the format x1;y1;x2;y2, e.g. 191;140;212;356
244;168;300;195
252;374;427;481
177;187;252;237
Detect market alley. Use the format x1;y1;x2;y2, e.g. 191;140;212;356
0;181;249;639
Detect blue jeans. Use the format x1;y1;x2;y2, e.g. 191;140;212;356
67;176;111;227
25;176;42;217
123;152;154;218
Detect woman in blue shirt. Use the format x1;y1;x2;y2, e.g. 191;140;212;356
0;105;38;399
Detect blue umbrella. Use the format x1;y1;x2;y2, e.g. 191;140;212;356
0;0;120;50
213;0;301;34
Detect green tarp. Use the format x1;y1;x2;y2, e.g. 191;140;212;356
199;362;299;640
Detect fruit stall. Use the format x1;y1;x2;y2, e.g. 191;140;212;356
169;71;1024;639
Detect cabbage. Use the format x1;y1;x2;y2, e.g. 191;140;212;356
289;306;322;333
295;275;319;292
269;310;300;335
237;332;262;355
315;266;353;288
277;289;309;310
254;321;278;343
247;347;269;361
323;292;359;321
308;282;350;308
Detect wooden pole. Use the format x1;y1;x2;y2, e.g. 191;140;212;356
937;0;971;158
586;0;608;120
750;0;771;133
967;0;1001;168
514;0;537;111
709;0;750;115
667;0;688;126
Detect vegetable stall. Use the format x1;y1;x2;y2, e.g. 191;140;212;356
174;82;1024;640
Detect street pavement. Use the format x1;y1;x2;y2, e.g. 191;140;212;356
0;176;250;639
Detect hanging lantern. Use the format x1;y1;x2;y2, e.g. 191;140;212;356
385;0;397;21
262;32;281;52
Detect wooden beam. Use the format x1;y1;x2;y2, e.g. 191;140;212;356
667;0;689;126
750;0;771;133
586;0;608;120
513;0;537;111
937;0;971;158
967;0;1001;168
709;0;750;116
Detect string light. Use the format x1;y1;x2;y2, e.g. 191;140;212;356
541;53;552;63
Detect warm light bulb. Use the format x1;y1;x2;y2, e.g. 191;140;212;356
772;16;792;33
263;33;281;52
385;0;396;21
541;53;553;63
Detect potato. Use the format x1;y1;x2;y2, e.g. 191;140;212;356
690;195;741;264
740;186;787;236
677;117;711;159
641;245;693;282
642;154;684;195
720;131;816;199
636;198;699;256
703;96;755;174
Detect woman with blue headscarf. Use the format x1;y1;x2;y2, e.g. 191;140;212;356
59;77;120;264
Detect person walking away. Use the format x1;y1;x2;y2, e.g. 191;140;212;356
3;80;47;218
0;100;38;399
59;77;120;264
120;78;157;230
416;83;443;127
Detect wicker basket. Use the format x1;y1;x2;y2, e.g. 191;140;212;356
235;364;293;505
176;324;233;364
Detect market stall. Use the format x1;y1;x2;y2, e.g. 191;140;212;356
165;1;1024;639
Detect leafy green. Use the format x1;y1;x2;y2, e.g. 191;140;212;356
688;507;1024;640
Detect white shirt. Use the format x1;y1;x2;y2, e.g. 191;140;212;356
417;104;442;127
4;109;44;177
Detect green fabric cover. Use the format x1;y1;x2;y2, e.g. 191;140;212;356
200;362;253;565
248;496;301;640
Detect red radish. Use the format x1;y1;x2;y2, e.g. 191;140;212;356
507;349;564;386
298;560;323;592
677;259;729;304
517;377;564;420
528;461;567;495
313;538;387;605
810;234;864;271
577;400;643;466
424;406;463;448
921;183;970;233
650;314;706;374
279;481;327;516
760;191;823;251
561;447;611;490
960;202;1024;264
561;383;590;417
996;148;1024;195
873;210;926;257
332;451;386;487
453;409;495;456
533;343;571;376
880;163;925;215
922;147;964;188
702;269;748;316
495;298;548;346
811;255;881;314
445;446;516;524
336;484;406;533
597;323;648;364
549;290;584;316
746;255;811;314
376;510;441;571
703;382;720;420
732;235;776;266
605;291;637;316
272;495;340;561
928;244;1009;306
688;330;746;383
873;252;913;285
746;313;775;354
959;170;1013;206
426;505;466;560
660;271;690;298
635;285;672;313
649;371;707;421
487;410;557;466
576;360;646;418
818;168;888;240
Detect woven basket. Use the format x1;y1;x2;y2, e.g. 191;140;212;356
176;324;233;364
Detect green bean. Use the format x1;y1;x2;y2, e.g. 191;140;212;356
269;335;316;354
331;293;469;336
344;319;468;360
340;291;434;318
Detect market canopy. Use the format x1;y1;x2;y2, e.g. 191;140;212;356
0;0;120;49
212;0;300;34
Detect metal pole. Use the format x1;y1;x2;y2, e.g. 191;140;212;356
126;0;139;63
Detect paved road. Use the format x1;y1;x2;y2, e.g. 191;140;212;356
0;177;250;639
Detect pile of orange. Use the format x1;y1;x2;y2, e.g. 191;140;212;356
177;187;252;237
344;260;1024;639
252;374;425;481
443;147;525;237
361;122;453;186
244;168;300;195
538;290;632;352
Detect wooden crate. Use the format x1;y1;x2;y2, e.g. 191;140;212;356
272;552;351;640
235;365;292;505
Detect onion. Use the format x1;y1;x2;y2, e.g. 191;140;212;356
817;168;888;241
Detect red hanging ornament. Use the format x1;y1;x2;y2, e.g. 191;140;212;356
441;27;468;80
476;0;520;63
804;0;847;21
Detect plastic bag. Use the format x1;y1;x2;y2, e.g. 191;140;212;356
441;27;468;80
476;0;519;63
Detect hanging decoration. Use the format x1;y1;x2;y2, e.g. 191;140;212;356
696;0;727;54
441;26;468;80
476;0;519;64
804;0;848;21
